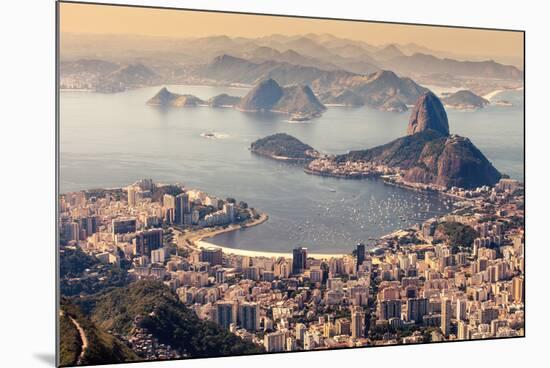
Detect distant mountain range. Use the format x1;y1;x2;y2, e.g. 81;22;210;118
195;54;356;90
197;56;428;112
61;32;523;90
60;59;161;92
60;59;120;75
374;44;406;61
331;70;429;111
105;63;160;87
384;53;522;79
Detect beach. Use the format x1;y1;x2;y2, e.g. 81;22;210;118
483;86;524;101
196;239;348;260
175;213;349;260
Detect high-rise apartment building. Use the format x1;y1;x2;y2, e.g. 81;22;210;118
264;331;285;352
441;298;452;337
175;192;190;225
292;247;307;275
200;247;223;266
238;302;260;331
112;217;137;235
378;299;402;321
351;306;365;338
216;301;236;330
133;228;163;257
356;243;365;271
163;194;176;224
406;298;429;324
512;276;524;303
127;186;138;207
456;298;467;321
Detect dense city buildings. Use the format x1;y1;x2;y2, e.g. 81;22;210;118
59;177;524;357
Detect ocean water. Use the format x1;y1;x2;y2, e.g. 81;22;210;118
59;85;523;253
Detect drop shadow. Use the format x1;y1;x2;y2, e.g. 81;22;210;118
33;353;56;366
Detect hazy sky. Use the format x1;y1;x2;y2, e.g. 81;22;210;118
59;2;523;61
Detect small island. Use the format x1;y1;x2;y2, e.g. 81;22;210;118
237;78;326;120
250;133;320;162
207;93;242;107
442;90;489;110
147;87;206;107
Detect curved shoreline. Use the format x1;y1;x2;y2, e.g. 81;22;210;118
250;149;313;163
303;166;379;179
176;212;349;260
197;239;348;260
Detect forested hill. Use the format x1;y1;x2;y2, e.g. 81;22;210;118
91;280;264;358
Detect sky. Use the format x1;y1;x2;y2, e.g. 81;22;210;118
59;2;523;63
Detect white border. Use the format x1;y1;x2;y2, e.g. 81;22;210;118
1;1;547;367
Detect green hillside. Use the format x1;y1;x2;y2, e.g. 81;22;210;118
91;280;264;358
60;299;139;366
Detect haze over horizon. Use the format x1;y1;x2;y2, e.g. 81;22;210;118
59;2;523;67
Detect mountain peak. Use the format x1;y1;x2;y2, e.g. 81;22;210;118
371;70;399;81
237;78;284;112
375;44;405;60
147;86;177;105
237;79;325;118
210;54;245;66
407;91;449;136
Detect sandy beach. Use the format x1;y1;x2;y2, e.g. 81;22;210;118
483;86;524;101
175;212;349;260
196;239;349;260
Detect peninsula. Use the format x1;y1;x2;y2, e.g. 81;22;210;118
305;91;502;190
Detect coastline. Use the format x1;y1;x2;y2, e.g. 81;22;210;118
176;212;349;260
250;149;313;163
304;165;477;203
483;86;524;101
304;166;378;179
196;240;349;260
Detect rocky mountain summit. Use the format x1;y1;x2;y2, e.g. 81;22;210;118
322;92;501;189
403;134;501;188
407;91;450;136
237;78;284;112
